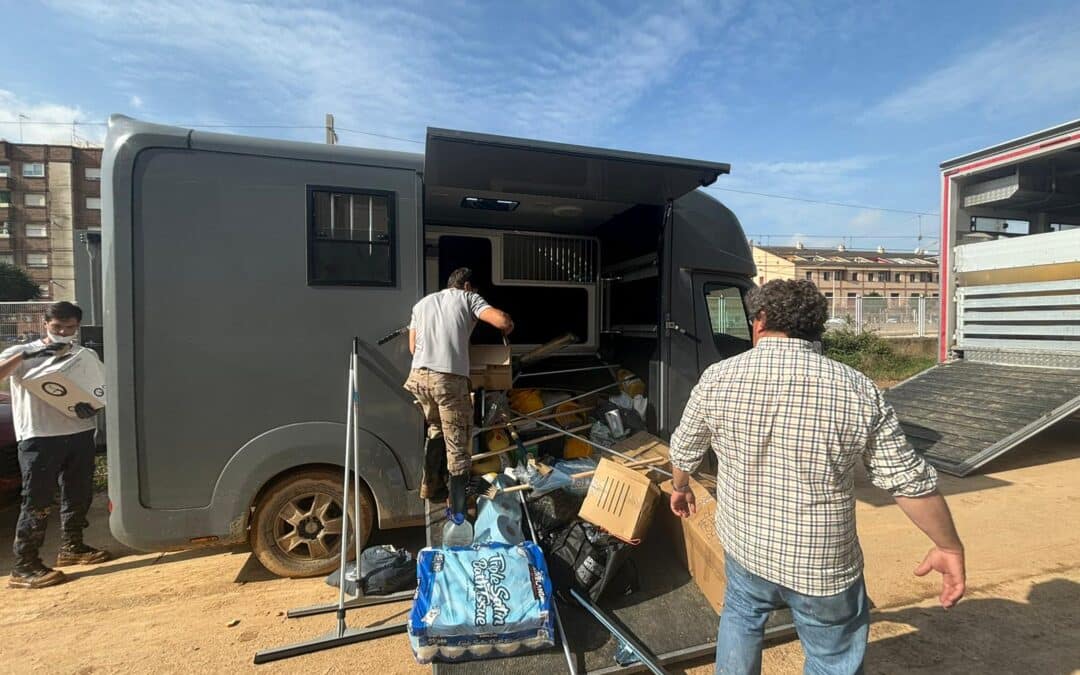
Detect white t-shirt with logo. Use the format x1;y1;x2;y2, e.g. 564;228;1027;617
1;341;99;441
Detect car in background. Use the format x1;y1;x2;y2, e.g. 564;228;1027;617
824;316;848;331
0;392;19;503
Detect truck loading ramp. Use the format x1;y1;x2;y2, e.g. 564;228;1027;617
885;360;1080;476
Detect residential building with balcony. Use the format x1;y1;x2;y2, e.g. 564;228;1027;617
0;141;102;301
751;244;940;304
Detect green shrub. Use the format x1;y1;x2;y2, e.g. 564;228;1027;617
823;328;934;385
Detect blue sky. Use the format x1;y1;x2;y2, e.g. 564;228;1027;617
4;0;1080;252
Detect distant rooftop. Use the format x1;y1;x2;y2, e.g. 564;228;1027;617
754;244;938;266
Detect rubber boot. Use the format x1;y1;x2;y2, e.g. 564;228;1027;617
419;436;448;501
449;474;469;519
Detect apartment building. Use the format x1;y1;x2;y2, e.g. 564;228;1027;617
752;244;940;303
0;141;102;301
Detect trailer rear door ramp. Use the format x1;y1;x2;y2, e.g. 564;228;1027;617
885;361;1080;476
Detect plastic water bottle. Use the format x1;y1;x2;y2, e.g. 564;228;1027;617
442;510;474;547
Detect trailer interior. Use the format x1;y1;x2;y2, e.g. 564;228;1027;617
419;129;791;671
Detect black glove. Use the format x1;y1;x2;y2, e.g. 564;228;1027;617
74;402;97;419
22;343;67;360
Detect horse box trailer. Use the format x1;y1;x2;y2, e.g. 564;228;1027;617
885;118;1080;476
102;115;758;577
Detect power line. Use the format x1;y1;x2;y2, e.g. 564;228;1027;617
3;119;938;215
705;185;937;216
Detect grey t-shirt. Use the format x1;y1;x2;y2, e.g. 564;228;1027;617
409;288;491;376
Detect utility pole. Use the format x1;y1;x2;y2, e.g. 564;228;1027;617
18;113;29;142
325;113;338;145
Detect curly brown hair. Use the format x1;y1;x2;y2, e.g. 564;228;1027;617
745;279;828;341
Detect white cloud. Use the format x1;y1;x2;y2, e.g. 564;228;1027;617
0;90;103;145
864;12;1080;123
43;0;733;148
129;94;144;109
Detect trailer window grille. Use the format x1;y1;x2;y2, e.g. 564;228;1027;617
502;234;596;284
307;187;396;286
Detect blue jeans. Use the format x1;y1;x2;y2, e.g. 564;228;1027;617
716;555;869;675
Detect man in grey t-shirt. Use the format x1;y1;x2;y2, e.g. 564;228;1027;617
405;268;512;516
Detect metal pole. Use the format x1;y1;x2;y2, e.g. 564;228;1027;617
515;364;620;379
512;413;673;479
335;353;354;638
518;487;577;674
569;588;668;675
527;381;623;418
351;343;363;596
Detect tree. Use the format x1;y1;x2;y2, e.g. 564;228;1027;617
0;263;42;301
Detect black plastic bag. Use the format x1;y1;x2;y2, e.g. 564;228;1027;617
541;520;634;603
527;490;585;538
325;545;416;596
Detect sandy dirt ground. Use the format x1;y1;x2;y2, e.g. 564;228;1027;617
1;419;1077;674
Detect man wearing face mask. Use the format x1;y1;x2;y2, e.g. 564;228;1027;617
0;301;109;589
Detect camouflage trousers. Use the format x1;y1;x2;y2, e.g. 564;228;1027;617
404;369;472;477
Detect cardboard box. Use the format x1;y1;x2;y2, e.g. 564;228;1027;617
469;345;512;391
578;457;660;543
611;431;671;471
23;348;106;419
659;477;726;613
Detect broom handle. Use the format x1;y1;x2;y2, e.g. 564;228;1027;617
471;423;593;462
570;456;665;479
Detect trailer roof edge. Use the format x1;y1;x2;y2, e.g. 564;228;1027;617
940;117;1080;171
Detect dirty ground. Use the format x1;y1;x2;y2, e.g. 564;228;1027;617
1;419;1077;674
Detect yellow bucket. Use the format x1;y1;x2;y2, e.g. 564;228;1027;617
563;436;592;459
509;388;545;415
554;401;585;427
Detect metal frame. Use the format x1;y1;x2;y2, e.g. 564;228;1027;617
254;339;408;664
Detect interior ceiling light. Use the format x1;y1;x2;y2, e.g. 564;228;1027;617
461;196;519;212
552;205;583;218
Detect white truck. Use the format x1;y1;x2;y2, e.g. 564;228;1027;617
885;118;1080;476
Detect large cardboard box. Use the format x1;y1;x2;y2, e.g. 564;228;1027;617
468;345;512;391
578;457;660;543
23;348;106;419
659;477;726;613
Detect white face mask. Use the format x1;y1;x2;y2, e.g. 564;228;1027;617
48;332;76;345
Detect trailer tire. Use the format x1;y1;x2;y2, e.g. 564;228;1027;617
250;469;374;578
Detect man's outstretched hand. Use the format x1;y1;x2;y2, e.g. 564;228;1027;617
914;546;966;609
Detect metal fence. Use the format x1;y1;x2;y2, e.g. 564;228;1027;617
827;296;937;337
0;302;53;346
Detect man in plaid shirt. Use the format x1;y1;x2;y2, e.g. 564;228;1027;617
669;279;965;674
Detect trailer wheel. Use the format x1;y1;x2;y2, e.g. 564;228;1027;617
250;469;374;578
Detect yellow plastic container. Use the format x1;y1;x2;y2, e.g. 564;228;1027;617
554;401;585;427
509;388;545;415
617;369;646;397
563;436;592;459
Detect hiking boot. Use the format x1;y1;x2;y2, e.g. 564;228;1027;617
9;562;67;589
56;543;111;566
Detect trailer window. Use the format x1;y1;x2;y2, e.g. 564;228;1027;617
970;217;1029;236
307;187;395;286
703;284;751;350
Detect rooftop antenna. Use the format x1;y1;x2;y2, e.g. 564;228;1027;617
18;113;29;142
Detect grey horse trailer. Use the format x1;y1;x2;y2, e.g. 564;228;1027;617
102;116;757;577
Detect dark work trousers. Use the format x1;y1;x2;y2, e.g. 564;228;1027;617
13;430;97;567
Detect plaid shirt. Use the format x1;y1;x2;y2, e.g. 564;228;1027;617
670;337;937;596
